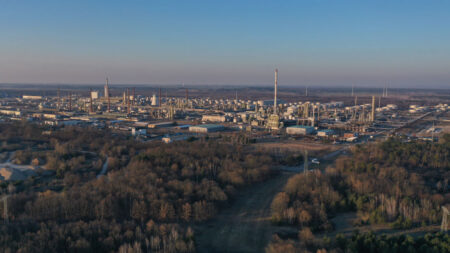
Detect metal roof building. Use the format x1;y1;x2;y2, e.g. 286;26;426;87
286;125;315;135
189;124;225;133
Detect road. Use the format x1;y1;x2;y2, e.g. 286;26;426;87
195;148;348;252
195;171;296;253
97;157;109;179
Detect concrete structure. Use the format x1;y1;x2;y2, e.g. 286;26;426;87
286;125;315;135
189;124;225;133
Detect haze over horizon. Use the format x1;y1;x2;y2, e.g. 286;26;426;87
1;1;450;88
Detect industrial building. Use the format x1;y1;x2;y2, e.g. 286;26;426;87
286;125;315;135
189;124;225;133
148;122;175;128
202;115;228;122
22;95;43;100
317;129;335;137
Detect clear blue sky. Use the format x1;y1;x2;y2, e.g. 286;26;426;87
1;0;449;88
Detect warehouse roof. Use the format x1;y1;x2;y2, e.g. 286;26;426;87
286;125;314;129
193;124;224;129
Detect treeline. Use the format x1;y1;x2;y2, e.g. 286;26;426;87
265;231;450;253
271;134;450;231
0;122;274;252
0;220;195;253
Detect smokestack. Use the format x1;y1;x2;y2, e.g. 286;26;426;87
132;87;136;106
159;87;162;107
371;95;375;122
105;77;110;98
274;68;278;114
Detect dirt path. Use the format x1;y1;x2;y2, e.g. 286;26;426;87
195;171;297;253
320;212;440;238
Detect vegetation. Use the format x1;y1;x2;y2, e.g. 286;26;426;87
271;135;449;230
266;231;450;253
0;122;274;252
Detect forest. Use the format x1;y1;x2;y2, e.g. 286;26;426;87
266;231;450;253
268;134;449;252
0;122;274;252
271;135;449;230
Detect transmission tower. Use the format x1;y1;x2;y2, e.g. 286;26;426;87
2;195;8;223
442;206;449;232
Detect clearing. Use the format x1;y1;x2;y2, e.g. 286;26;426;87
195;171;297;253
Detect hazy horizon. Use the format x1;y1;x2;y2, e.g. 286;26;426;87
1;1;450;88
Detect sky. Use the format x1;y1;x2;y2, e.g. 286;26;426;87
0;0;450;88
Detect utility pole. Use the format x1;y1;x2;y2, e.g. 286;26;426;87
303;150;308;174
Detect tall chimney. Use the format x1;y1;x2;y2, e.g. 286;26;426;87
132;87;136;106
274;68;278;114
105;77;109;99
371;95;375;122
159;87;162;107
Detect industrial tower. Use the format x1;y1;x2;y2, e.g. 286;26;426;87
274;68;278;114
